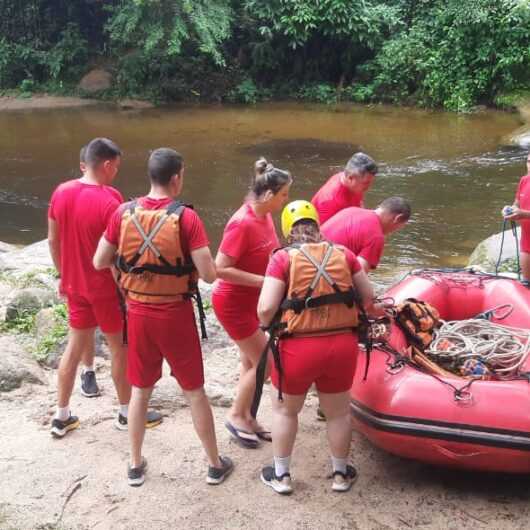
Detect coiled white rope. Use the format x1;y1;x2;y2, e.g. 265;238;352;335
426;319;530;379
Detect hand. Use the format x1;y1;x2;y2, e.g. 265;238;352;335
504;206;524;221
368;301;392;318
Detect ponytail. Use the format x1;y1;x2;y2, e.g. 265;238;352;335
249;157;292;199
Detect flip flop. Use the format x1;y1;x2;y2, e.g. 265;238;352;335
225;421;259;449
255;431;272;442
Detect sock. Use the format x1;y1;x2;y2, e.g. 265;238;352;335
55;406;70;422
120;404;129;418
83;363;95;373
274;456;291;477
331;456;348;475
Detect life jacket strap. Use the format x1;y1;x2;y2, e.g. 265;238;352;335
281;288;356;314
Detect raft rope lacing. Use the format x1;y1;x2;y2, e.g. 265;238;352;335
426;317;530;379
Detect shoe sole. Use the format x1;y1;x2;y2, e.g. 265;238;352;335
81;389;101;398
114;418;163;432
332;473;358;492
260;473;293;495
128;476;145;487
206;464;234;485
50;419;80;439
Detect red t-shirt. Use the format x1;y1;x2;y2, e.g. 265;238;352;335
215;202;280;296
266;245;361;282
321;207;384;270
311;172;364;225
48;179;123;297
105;196;209;315
516;174;530;251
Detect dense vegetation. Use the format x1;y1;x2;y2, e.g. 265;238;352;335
0;0;529;111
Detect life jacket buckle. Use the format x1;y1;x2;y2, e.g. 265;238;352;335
304;296;314;309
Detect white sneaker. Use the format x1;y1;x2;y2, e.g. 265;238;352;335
331;464;358;492
260;465;293;495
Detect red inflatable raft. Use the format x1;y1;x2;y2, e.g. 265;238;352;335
351;269;530;473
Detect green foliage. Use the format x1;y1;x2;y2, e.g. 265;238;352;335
298;84;338;104
35;303;68;362
1;309;36;334
228;78;259;103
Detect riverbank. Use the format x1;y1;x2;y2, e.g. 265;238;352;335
2;239;530;529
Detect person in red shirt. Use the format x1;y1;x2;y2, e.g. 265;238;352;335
257;200;383;495
212;158;291;447
321;197;411;272
504;151;530;281
94;148;233;487
311;152;378;224
48;138;162;439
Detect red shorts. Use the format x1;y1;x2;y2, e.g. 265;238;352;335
127;301;204;390
271;333;358;395
520;222;530;253
212;287;260;341
67;292;123;333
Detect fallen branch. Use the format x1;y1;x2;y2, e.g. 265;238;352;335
57;475;87;523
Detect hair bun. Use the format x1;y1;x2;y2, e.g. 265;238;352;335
254;157;268;176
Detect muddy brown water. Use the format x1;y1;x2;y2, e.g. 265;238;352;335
1;101;527;284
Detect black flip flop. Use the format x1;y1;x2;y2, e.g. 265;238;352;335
255;431;272;442
225;421;259;449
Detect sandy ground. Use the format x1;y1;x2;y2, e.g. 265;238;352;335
2;357;530;530
0;95;101;111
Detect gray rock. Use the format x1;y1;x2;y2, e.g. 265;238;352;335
0;336;44;391
0;241;16;253
117;99;154;110
5;288;58;321
1;240;53;275
468;227;521;273
78;68;112;93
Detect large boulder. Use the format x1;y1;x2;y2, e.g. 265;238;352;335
117;99;154;110
0;336;44;391
1;240;53;275
0;241;16;253
5;288;58;321
468;227;521;273
78;68;112;93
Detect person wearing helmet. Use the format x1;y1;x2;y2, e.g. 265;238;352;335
212;159;292;447
257;200;381;495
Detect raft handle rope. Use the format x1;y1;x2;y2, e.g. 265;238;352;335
495;218;521;280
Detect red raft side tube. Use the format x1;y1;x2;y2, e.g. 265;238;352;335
351;270;530;473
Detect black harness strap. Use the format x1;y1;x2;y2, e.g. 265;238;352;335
281;288;356;313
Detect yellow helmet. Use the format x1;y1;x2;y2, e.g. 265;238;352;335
281;200;320;238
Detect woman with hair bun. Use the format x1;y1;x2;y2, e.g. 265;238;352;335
212;158;292;448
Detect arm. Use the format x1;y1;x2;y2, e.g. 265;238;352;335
215;251;264;288
93;236;117;270
47;218;61;274
257;276;286;326
190;246;216;284
357;256;371;273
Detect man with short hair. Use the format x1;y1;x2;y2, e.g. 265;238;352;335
48;138;162;438
93;148;233;487
311;152;378;224
321;197;411;272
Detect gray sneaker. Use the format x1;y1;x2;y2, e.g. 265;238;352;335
331;464;358;492
80;370;100;398
128;457;147;487
260;465;293;495
206;456;234;485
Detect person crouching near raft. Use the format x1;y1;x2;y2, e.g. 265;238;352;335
257;200;382;495
94;148;233;487
212;158;292;448
503;150;530;281
311;152;378;225
48;138;162;439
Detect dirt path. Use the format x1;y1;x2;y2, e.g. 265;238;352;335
2;356;530;530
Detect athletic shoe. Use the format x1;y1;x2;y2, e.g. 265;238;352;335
260;465;293;495
331;464;358;492
128;457;148;487
206;456;234;485
50;415;80;439
80;370;100;398
114;410;163;431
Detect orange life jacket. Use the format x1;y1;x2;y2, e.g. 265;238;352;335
115;200;198;304
395;298;440;348
279;242;359;336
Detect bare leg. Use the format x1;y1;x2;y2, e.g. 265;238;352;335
104;332;131;406
81;348;95;370
227;329;269;432
183;387;222;468
57;327;95;408
521;252;530;282
318;391;352;459
270;391;306;458
129;386;152;467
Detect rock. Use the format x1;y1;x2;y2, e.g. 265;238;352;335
5;288;58;321
0;335;44;391
34;308;108;368
117;99;154;110
468;227;521;273
1;240;53;275
78;68;112;93
0;241;16;253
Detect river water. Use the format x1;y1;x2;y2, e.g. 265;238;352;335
1;102;527;284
